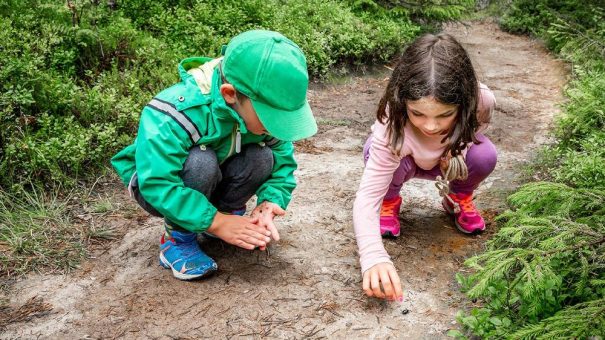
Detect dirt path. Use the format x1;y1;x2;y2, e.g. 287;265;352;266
2;21;567;339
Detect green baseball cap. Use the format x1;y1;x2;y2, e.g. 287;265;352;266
222;30;317;142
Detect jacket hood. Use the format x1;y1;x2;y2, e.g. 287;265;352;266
178;57;247;133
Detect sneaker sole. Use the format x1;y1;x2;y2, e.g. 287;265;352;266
159;252;216;280
381;230;400;238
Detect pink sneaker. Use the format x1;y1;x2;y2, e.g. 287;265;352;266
380;196;402;238
442;192;485;234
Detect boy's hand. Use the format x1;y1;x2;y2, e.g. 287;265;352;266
251;201;285;243
207;213;272;250
362;263;404;302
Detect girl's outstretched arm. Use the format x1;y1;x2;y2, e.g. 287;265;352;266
353;120;403;300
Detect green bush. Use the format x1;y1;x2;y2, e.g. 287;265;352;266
118;0;421;76
545;72;605;188
347;0;475;24
455;183;605;338
455;1;605;338
0;0;178;193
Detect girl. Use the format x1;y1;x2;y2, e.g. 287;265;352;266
353;33;497;301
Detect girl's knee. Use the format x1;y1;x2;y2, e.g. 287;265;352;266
392;156;417;184
467;137;497;176
400;156;417;174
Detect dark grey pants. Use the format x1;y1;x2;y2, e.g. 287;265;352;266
130;144;274;231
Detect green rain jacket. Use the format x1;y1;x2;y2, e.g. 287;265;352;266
111;57;297;232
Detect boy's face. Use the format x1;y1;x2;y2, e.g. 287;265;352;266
406;96;458;137
233;96;268;135
220;84;268;135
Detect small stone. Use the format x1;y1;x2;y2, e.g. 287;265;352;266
401;309;410;315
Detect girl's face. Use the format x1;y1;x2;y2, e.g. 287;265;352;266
406;96;458;137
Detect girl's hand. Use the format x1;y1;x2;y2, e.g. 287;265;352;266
362;262;404;301
251;201;286;243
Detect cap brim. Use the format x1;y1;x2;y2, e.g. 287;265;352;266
251;99;317;142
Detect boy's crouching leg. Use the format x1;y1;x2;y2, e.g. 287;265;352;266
213;144;274;213
180;145;222;198
130;172;163;218
160;145;222;280
130;145;222;219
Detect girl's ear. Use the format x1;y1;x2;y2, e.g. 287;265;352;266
220;84;237;104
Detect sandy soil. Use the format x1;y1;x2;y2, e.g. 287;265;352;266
1;21;567;339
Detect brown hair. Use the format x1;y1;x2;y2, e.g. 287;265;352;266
377;33;480;157
219;61;249;102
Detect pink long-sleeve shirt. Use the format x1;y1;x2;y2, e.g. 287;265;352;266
353;84;496;273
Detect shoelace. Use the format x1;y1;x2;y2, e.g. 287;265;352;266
181;242;199;258
380;198;400;217
436;154;468;213
451;194;477;214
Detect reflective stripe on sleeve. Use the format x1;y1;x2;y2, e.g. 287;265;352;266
147;98;202;144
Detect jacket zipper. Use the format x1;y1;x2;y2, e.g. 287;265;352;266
222;123;241;163
235;125;241;153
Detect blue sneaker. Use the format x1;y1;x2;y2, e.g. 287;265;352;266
159;230;217;280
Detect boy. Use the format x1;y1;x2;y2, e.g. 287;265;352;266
111;30;317;280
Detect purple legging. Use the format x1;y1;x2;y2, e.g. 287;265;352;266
363;133;497;200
